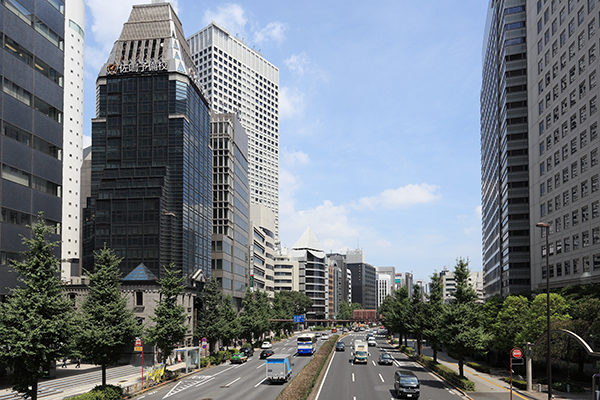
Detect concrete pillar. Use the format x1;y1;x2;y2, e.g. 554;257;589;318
526;342;533;391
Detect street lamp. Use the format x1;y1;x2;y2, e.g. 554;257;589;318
535;222;552;400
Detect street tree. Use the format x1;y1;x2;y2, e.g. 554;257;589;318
76;245;141;386
439;257;489;378
146;263;188;364
422;272;444;362
407;284;426;355
220;295;240;348
239;289;271;343
489;295;529;358
337;301;362;320
195;277;225;353
379;287;411;345
0;214;75;400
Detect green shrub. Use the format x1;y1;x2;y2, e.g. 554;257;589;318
241;343;252;349
466;361;490;374
417;355;475;391
216;351;227;363
200;358;209;368
553;381;586;393
274;335;281;342
208;355;218;365
503;378;527;390
69;385;124;400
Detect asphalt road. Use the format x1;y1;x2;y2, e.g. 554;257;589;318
136;334;328;400
315;331;467;400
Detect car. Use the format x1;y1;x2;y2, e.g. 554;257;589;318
354;327;360;332
343;328;348;333
315;332;321;338
261;341;272;349
321;333;329;340
260;349;274;359
331;328;337;333
366;333;374;339
360;327;365;331
379;352;394;365
230;352;248;364
394;370;420;399
367;337;377;347
240;347;254;357
335;342;345;351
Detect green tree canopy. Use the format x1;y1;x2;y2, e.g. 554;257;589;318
422;273;444;362
76;245;141;386
195;277;225;352
146;263;188;364
337;301;362;320
0;214;75;400
490;295;529;356
239;290;271;343
515;293;571;346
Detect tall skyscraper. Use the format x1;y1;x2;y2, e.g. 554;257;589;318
61;0;85;281
481;0;531;298
346;249;377;310
0;0;67;296
83;3;212;282
187;23;280;235
529;0;600;290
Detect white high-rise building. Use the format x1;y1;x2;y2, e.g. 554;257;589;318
187;23;280;236
376;273;392;308
62;0;85;282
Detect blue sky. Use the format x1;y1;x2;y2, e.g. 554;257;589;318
82;0;489;283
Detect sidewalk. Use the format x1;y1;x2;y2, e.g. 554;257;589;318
0;360;189;400
391;340;591;400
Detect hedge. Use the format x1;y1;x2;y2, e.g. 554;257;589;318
503;377;527;390
466;361;490;374
418;355;476;391
70;385;123;400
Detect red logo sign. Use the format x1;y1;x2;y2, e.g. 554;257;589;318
135;338;142;347
511;347;523;358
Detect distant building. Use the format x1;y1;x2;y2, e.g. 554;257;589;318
346;249;377;310
353;309;377;322
376;273;392;308
273;250;299;292
440;266;484;303
250;204;277;298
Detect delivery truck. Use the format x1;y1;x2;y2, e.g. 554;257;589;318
353;340;369;364
266;354;293;383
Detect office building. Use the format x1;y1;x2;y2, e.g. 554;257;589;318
376;272;392;308
273;250;299;292
187;23;280;236
249;203;276;297
346;249;377;310
290;227;328;319
0;0;67;296
83;3;212;282
481;0;531;298
529;0;600;289
439;266;484;303
211;113;250;307
327;252;349;306
61;0;85;281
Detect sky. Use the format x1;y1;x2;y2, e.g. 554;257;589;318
81;0;490;284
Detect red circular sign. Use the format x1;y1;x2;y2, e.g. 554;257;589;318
511;348;523;358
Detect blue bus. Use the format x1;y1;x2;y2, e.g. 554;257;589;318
297;334;316;355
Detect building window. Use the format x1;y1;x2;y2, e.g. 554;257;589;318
135;291;143;306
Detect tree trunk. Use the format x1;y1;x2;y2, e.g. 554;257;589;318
32;379;38;400
102;365;107;386
458;355;464;378
433;345;438;363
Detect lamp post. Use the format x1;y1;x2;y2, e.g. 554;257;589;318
535;222;552;400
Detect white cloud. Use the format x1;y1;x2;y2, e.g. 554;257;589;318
279;87;305;119
281;149;310;166
253;22;287;44
475;205;482;220
203;3;248;37
284;53;310;76
355;184;441;210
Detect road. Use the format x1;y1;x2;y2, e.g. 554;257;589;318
315;331;467;400
137;334;327;400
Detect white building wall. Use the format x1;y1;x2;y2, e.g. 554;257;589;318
62;0;85;281
376;273;392;308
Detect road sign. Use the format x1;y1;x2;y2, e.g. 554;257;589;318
202;342;207;349
293;315;305;323
511;347;523;358
135;338;142;347
134;346;143;352
202;337;207;343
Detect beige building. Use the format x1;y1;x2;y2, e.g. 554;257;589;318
250;204;276;297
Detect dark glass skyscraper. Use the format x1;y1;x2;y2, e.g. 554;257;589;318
83;3;212;281
0;0;66;295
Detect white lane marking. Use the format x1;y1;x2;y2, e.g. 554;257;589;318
314;344;336;400
225;377;241;387
352;373;355;382
163;376;214;398
256;362;265;369
254;377;267;387
379;373;384;382
372;360;376;366
213;365;236;376
234;362;246;369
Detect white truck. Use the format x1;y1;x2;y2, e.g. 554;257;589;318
353;341;368;364
266;354;293;383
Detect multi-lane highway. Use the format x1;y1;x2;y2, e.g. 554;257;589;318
315;330;467;400
137;334;327;400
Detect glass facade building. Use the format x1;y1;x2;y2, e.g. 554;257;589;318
0;0;66;295
82;3;212;282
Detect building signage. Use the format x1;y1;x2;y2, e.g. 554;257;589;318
107;59;168;75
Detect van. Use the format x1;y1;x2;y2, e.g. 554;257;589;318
394;370;420;399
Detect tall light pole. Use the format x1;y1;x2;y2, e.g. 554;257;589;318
536;222;552;400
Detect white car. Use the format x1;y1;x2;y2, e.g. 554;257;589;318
321;333;329;340
261;341;272;349
367;337;377;347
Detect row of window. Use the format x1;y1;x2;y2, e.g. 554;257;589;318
1;163;61;197
540;254;600;279
2;119;62;160
540;162;598;199
1;0;64;50
1;75;63;123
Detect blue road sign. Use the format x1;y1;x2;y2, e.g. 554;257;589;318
293;315;305;323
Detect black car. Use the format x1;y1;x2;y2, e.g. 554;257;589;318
260;349;274;359
240;347;254;357
379;352;394;365
335;342;345;351
394;370;420;399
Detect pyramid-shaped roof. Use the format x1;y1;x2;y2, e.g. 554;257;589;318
123;263;158;281
292;227;324;252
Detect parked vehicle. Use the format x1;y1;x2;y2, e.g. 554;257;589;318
353;341;368;364
230;352;247;364
266;354;293;383
260;349;274;359
261;341;273;349
297;334;316;355
394;370;420;398
335;342;345;351
240;347;254;357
